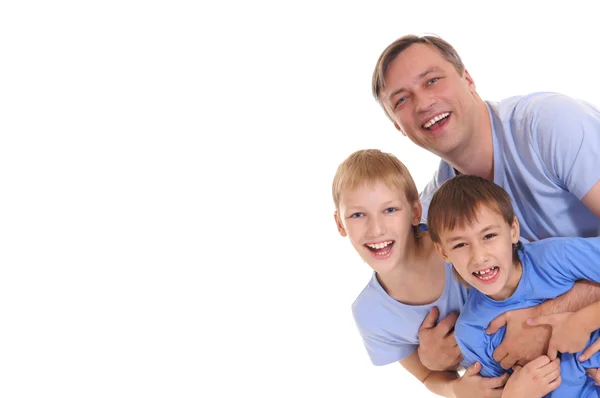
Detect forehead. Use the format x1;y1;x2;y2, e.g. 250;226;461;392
339;180;407;206
440;205;507;237
382;43;452;92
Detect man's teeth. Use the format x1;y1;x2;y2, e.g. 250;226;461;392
423;112;450;129
366;241;393;250
473;267;499;280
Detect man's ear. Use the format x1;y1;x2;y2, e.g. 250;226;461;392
510;216;520;244
412;200;423;226
434;242;449;262
334;211;347;237
393;122;407;136
464;69;477;92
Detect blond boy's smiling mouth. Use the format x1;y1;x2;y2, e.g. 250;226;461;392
364;240;395;258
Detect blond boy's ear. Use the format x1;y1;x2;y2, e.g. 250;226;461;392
334;211;347;237
412;200;423;226
433;242;449;262
510;216;520;244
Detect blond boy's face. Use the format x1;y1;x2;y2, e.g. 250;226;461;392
335;181;421;274
434;205;521;301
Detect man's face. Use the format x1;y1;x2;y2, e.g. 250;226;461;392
381;43;479;158
334;182;420;275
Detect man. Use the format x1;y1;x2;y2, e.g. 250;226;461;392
371;34;600;377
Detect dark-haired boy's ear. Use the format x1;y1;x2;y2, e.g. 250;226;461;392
393;122;407;137
510;216;520;244
433;242;449;262
334;211;347;237
412;201;423;226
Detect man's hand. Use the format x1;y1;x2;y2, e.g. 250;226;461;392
417;307;462;371
486;306;551;369
501;355;561;398
527;312;590;360
452;362;508;398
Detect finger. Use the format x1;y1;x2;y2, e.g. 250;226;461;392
587;369;600;383
543;366;561;383
485;372;510;388
580;339;600;361
547;375;562;394
547;345;558;361
436;312;459;336
418;307;440;331
512;365;522;373
526;354;551;369
443;332;459;348
526;313;556;327
486;313;507;334
492;345;508;363
464;361;481;377
499;354;517;370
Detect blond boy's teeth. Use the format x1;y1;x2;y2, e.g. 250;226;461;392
366;241;393;250
423;112;450;129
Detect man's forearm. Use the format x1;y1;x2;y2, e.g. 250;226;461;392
541;280;600;314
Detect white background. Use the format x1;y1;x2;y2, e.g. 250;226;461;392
1;1;599;397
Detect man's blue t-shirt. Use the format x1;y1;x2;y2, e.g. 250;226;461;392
421;92;600;240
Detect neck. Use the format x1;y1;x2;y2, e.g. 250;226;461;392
489;260;523;301
448;100;494;180
377;232;442;297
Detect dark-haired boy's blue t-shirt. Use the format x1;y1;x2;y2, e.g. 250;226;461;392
456;237;600;397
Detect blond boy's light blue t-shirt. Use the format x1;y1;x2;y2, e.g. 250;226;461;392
352;262;468;365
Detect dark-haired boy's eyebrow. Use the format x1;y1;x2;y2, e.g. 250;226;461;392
443;224;500;244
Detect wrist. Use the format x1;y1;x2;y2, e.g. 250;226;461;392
577;304;600;334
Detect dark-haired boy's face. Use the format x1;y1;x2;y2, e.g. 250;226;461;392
434;205;520;301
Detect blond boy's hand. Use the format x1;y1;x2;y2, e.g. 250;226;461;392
452;362;508;398
502;355;561;398
417;307;462;371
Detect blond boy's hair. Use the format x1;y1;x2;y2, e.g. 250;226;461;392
332;149;419;210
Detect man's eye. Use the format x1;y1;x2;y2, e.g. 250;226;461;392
395;96;407;108
349;213;363;219
452;243;466;249
428;77;439;84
